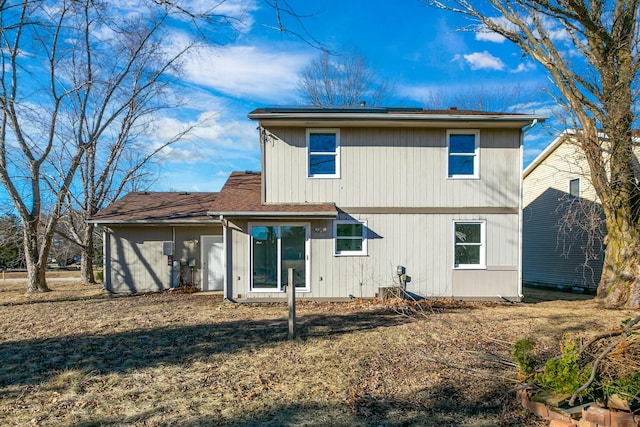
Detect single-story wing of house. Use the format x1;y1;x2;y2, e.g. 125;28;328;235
90;171;337;296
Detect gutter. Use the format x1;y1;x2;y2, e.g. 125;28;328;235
87;219;223;225
248;111;547;123
206;211;338;218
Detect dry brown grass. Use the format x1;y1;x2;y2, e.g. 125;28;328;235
0;280;635;426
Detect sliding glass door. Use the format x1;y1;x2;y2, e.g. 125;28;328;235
250;224;309;292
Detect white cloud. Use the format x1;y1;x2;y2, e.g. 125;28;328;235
179;43;313;102
475;31;506;43
478;15;570;44
475;17;515;43
455;51;505;71
146;107;260;169
511;62;536;73
540;16;571;42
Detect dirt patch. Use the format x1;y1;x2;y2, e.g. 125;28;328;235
0;281;635;426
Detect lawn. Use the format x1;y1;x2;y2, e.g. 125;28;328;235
0;279;635;426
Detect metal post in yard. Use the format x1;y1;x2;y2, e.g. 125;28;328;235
288;267;296;340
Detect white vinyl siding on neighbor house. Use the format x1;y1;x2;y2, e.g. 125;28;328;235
447;130;479;179
307;129;340;178
334;220;367;256
264;127;519;208
523;135;604;289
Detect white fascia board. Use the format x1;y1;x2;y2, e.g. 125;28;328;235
207;211;338;218
87;219;222;225
523;129;575;179
248;111;548;126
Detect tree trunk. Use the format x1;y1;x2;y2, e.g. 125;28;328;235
23;228;50;293
80;225;96;285
597;205;640;308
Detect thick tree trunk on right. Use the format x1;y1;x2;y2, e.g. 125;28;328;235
598;214;640;308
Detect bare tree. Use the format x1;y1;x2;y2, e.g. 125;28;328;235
57;104;201;285
428;0;640;308
0;0;245;292
0;212;23;269
423;84;545;112
298;50;392;106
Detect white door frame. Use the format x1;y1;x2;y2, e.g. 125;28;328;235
248;222;311;293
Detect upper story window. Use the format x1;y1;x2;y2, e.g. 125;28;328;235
569;178;580;198
307;129;340;178
447;130;480;179
334;220;367;256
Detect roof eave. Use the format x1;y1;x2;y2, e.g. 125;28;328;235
248;111;548;124
88;219;223;225
209;211;338;218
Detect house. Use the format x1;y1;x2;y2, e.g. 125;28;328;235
522;130;607;290
92;106;546;301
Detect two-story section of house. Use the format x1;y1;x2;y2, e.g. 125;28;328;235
211;107;545;301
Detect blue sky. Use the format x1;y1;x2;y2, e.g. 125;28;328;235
149;0;555;193
18;1;559;196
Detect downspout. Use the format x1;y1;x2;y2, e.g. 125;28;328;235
172;226;176;288
259;125;266;203
103;228;109;292
220;214;230;301
518;119;539;300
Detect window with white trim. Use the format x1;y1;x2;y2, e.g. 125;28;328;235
569;178;580;198
334;220;367;256
307;129;340;178
453;221;485;269
249;224;310;292
447;130;479;178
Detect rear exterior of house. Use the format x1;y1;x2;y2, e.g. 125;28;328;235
214;107;545;301
522;131;605;290
92;106;545;301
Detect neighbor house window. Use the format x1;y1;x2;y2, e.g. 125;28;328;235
307;129;340;178
569;178;580;198
334;220;367;256
453;221;485;269
447;130;479;178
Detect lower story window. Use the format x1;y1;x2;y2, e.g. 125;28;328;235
334;220;367;256
454;221;485;269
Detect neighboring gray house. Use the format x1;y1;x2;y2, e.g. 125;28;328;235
92;106;546;301
522;130;606;290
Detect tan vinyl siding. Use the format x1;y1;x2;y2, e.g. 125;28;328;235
227;213;520;301
523;139;603;289
107;227;172;293
105;225;222;293
452;270;519;300
263;127;521;209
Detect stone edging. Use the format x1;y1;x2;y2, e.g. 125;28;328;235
517;389;639;427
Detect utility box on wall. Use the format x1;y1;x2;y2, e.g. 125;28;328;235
162;241;174;256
